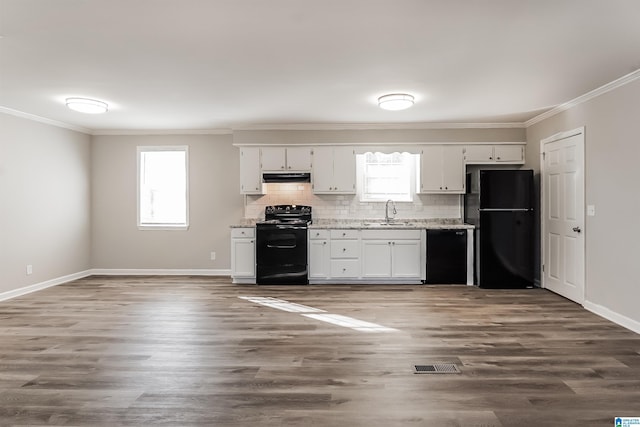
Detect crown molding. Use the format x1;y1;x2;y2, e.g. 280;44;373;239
525;68;640;127
91;129;233;136
233;122;526;131
0;106;92;134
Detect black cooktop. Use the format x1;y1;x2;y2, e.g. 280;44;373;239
259;204;312;224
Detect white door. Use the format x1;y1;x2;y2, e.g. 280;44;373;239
441;146;465;192
311;146;334;193
308;239;329;279
231;238;255;278
260;147;286;171
420;145;444;192
331;146;356;193
239;147;262;194
541;128;585;304
391;240;422;278
361;240;392;278
285;147;312;171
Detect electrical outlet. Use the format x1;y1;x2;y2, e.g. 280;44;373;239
210;251;216;261
26;264;33;275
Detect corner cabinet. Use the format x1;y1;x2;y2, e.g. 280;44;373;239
230;228;256;284
239;147;262;194
312;146;356;194
419;145;465;194
464;144;525;164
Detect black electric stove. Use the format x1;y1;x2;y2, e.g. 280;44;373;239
256;205;312;285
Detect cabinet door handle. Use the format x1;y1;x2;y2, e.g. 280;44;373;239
497;157;501;160
342;247;347;252
323;241;326;245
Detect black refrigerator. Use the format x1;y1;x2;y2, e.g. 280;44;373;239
464;169;534;288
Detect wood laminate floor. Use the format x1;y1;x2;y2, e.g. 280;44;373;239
0;276;639;426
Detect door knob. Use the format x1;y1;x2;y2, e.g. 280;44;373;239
572;226;582;233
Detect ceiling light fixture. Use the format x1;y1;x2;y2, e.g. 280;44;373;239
378;93;415;111
65;97;109;114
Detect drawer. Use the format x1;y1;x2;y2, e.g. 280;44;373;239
331;259;360;278
309;229;330;239
330;240;360;258
231;227;255;238
330;229;360;239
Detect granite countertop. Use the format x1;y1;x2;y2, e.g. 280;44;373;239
309;219;474;230
230;219;473;230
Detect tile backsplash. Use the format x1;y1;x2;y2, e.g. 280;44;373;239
244;183;461;220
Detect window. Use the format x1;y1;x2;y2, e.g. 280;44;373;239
357;152;419;202
137;146;189;230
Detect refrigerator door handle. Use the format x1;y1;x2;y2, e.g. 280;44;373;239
479;208;532;212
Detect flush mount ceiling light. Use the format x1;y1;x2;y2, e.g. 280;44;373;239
378;93;415;111
65;97;108;114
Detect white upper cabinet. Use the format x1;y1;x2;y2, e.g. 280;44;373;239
239;147;262;194
261;146;312;171
464;144;525;164
312;146;356;194
419;145;465;194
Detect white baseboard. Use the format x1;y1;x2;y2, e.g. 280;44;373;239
584;300;640;335
90;268;232;276
0;270;93;302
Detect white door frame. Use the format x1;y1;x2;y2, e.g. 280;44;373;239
540;126;586;304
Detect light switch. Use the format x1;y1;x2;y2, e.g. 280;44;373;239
587;205;596;216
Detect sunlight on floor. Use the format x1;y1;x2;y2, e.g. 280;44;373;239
239;296;397;333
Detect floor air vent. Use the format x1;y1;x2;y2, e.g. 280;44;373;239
414;363;460;374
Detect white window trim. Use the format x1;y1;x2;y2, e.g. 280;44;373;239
356;152;418;203
137;145;190;231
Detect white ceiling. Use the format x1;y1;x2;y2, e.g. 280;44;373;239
1;0;640;132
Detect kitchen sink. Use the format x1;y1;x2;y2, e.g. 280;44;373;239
361;221;418;227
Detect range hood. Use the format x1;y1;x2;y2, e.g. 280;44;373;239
262;172;311;183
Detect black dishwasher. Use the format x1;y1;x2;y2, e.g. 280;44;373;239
425;229;467;284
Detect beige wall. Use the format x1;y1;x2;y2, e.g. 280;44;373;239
90;134;243;271
526;77;640;328
0;113;91;293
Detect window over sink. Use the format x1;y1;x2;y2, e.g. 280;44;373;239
356;152;419;202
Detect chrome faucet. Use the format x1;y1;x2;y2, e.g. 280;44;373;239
385;199;397;223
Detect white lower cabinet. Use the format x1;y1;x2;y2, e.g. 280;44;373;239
329;229;360;279
308;228;425;283
308;229;330;279
361;229;425;281
230;228;256;283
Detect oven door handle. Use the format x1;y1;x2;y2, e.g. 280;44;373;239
267;244;297;249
